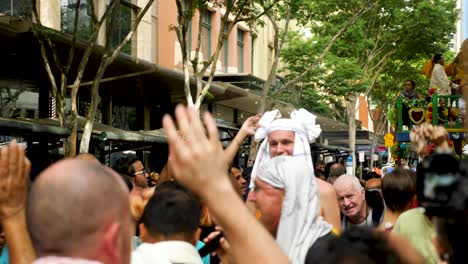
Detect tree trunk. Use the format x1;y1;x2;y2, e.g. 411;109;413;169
79;59;108;153
369;113;386;168
346;96;358;175
78;0;154;153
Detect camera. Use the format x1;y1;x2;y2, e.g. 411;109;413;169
416;152;468;263
416;152;468;217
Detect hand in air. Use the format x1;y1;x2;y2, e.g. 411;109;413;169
0;141;31;220
240;115;261;136
162;105;231;197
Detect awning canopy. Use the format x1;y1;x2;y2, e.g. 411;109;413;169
0;19;249;108
0;117;167;143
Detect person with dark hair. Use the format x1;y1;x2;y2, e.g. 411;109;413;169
328;163;345;184
315;169;326;180
323;161;336;180
379;168;416;232
316;160;326;172
128;156;149;189
305;227;424;264
229;165;247;196
402;80;418;99
431;53;458;95
132;181;203;264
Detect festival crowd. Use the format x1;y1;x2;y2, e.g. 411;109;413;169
0;45;466;264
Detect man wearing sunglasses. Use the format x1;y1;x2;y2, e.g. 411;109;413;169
128;156;149;189
114;155;149;189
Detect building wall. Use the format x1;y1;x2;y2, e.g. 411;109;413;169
464;0;468;39
158;0;177;68
358;95;370;130
136;0;153;62
449;0;468;52
39;0;60;30
156;4;252;74
252;17;274;80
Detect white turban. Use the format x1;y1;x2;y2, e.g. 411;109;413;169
257;156;332;264
250;108;321;188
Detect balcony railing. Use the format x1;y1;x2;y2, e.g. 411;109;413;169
395;94;464;133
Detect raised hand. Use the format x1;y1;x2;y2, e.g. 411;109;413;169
0;141;36;264
0;141;31;220
163;105;289;264
240;115;261;136
162;105;231;197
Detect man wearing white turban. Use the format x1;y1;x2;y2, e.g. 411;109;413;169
247;108;341;233
252;156;333;263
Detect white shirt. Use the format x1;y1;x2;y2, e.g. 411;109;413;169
131;241;203;264
430;64;457;95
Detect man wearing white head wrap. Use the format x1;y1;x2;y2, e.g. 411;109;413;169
247;108;341;233
253;156;333;264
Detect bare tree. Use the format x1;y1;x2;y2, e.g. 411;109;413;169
174;0;278;110
29;0;155;155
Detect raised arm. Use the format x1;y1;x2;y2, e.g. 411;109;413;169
223;115;260;166
163;106;289;264
0;141;36;264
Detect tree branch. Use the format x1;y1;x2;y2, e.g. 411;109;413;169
283;1;377;90
65;0;82;73
80;0;156;153
88;0;99;25
175;0;193;105
258;7;291;113
104;0;119;49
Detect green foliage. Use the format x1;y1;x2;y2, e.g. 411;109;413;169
278;0;458;120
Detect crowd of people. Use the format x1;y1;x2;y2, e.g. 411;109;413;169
0;103;466;264
0;40;467;264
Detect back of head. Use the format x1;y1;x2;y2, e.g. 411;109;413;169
113;155;140;175
305;227;403;264
75;153;99;162
27;159;129;257
433;53;443;64
381;168;416;212
329;163;345;178
141;181;201;242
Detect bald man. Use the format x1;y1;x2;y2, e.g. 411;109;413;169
27;159;133;264
328;163;345;184
333;174;382;231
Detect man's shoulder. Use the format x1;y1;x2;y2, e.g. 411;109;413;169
316;178;336;196
131;241;203;264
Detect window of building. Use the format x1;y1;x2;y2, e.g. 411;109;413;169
213;104;234;124
201;10;212;60
107;0;138;55
0;0;32;19
219;26;229;72
61;0;93;39
151;0;158;63
237;29;244;72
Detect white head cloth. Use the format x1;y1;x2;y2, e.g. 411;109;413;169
257;156;332;264
250;108;321;188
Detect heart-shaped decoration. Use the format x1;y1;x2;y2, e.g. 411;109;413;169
409;107;425;124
